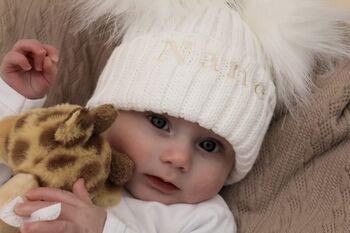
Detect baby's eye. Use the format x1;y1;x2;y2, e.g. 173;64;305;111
198;139;219;153
147;114;170;131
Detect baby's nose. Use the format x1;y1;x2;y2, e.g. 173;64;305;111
160;148;191;172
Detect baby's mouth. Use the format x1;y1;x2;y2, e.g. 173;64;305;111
145;174;180;193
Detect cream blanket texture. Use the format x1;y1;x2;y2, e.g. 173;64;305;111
1;1;350;232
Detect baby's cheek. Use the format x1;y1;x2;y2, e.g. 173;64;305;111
107;133;124;152
185;177;224;203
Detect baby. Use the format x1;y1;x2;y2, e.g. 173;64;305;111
1;0;349;232
0;38;235;232
0;39;236;233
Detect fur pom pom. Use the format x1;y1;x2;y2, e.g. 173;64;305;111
235;0;350;109
73;0;226;43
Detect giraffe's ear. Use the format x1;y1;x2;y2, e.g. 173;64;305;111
55;107;94;145
89;104;118;135
108;150;134;186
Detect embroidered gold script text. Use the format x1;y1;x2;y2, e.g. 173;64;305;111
155;40;266;98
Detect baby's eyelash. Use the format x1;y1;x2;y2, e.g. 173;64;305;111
146;113;170;131
198;137;225;154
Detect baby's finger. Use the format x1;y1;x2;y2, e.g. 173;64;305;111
72;179;93;204
14;201;55;217
13;39;46;54
43;56;57;85
13;39;46;71
26;187;84;207
43;44;59;63
21;220;76;233
2;51;32;71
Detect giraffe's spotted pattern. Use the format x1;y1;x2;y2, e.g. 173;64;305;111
80;161;102;182
37;177;49;187
14;114;28;130
39;126;59;148
11;139;29;166
33;157;44;165
89;179;105;193
4;104;117;194
84;135;104;154
1;103;134;207
4;136;9;154
47;154;77;170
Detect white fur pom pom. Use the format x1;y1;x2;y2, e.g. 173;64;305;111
236;0;350;109
73;0;225;42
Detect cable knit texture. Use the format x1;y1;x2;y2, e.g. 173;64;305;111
0;0;350;232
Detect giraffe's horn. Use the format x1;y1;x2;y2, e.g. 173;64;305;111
55;107;94;145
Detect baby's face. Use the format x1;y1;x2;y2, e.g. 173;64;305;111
107;110;235;205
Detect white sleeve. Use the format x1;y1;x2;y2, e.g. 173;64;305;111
102;211;137;233
0;78;46;118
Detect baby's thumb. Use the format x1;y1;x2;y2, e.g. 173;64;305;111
72;178;93;204
43;56;57;85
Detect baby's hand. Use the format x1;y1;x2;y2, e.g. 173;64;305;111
0;39;59;99
15;179;106;233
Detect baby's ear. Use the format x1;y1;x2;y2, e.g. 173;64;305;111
89;104;118;134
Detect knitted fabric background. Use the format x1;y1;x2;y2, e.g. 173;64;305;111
221;61;350;232
0;0;350;232
0;0;116;106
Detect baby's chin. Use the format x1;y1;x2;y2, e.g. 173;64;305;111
126;186;181;205
125;186;211;205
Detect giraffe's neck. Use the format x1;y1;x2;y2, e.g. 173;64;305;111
0;116;17;165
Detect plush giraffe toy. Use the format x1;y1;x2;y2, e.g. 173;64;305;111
0;103;134;233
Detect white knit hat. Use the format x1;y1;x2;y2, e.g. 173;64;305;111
78;0;350;184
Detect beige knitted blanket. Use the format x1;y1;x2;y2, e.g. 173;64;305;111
1;1;350;232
